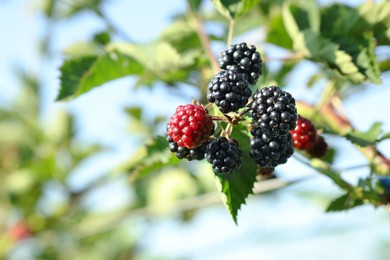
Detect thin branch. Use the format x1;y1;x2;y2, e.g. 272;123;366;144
263;52;304;63
227;19;235;47
297;100;390;174
95;10;133;43
190;11;220;73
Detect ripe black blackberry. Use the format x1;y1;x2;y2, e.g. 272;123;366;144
167;136;208;161
219;42;262;85
251;86;297;137
250;125;294;167
207;70;251;114
205;137;242;174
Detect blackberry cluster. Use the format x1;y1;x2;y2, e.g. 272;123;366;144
219;42;262;84
207;70;251;114
249;126;294;167
251;86;297;137
167;136;208;161
205;137;242;174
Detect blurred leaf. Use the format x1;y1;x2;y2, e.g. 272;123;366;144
93;31;111;45
214;125;257;224
125;107;142;121
344;122;383;147
212;0;260;20
267;14;293;49
57;56;97;100
326;193;363;212
57;50;144;100
306;73;322;88
188;0;203;12
63;42;102;58
359;2;390;45
128;136;182;182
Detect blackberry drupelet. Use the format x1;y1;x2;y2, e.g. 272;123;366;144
167;104;214;149
219;42;262;84
205;137;242;174
307;135;328;158
167;136;208;161
207;70;251;113
250;125;294;167
251;86;297;137
290;115;318;150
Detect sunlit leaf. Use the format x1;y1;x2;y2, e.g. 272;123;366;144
214;125;257;224
344;122;383;147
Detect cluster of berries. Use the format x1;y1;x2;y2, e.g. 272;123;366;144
290;115;328;157
166;42;326;176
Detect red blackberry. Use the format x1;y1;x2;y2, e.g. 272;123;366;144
250;86;297;137
167;136;208;161
205;137;242;174
167;104;214;149
290;115;318;150
307;135;328;158
219;42;262;85
207;70;251;113
250;125;294;167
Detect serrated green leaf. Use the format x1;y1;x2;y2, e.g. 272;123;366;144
212;0;260;20
344;122;383;147
57;50;144;100
57;56;97;100
214;125;257;224
326;193;363;212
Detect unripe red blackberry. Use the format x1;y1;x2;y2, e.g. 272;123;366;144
167;104;214;149
250;125;294;167
219;42;262;84
205;137;242;174
290;115;318;150
307;135;328;158
167;136;208;161
250;86;297;137
207;70;251;113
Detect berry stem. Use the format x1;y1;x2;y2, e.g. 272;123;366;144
227;19;235;47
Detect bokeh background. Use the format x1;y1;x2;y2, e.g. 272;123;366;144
0;0;389;259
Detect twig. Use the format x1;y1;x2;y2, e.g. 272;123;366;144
297;100;390;174
190;11;220;73
227;19;235;47
96;10;133;43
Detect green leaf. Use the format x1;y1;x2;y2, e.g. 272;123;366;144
57;56;97;100
214;125;257;224
187;0;203;12
326;193;363;212
57;50;144;100
344;122;383;147
212;0;260;20
127;136;182;182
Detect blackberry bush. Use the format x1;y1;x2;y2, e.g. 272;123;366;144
205;137;242;174
207;70;251;114
290;115;318;150
167;104;214;149
251;86;297;137
250;125;294;167
219;42;263;85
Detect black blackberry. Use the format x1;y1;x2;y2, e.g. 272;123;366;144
207;70;251;113
250;126;294;167
219;42;262;85
251;86;297;137
205;137;242;174
167;136;208;161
